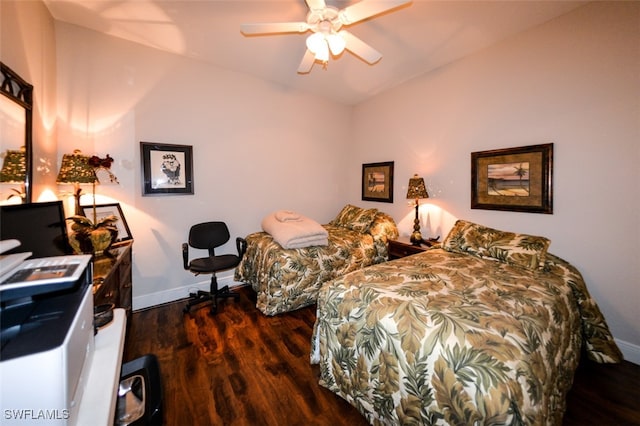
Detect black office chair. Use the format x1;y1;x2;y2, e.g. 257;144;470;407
182;221;246;315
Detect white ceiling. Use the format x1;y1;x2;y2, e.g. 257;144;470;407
43;0;588;105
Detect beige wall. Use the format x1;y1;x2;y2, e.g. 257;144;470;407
351;1;640;361
53;22;353;304
1;0;57;201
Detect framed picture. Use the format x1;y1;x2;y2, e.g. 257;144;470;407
362;161;394;203
141;142;194;196
471;143;553;214
80;202;133;242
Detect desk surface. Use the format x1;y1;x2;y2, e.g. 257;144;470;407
75;309;126;426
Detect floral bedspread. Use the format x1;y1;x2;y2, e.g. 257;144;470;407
311;249;622;425
235;217;397;316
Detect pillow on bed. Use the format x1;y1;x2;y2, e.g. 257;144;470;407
442;219;550;270
369;212;399;242
331;204;379;233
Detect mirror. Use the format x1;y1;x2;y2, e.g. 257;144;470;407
0;62;33;203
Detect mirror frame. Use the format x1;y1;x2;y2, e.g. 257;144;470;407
0;62;33;203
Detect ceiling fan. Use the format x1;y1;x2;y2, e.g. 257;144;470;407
240;0;411;74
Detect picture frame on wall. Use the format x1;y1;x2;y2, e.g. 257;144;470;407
80;202;133;242
141;142;194;196
362;161;394;203
471;143;553;214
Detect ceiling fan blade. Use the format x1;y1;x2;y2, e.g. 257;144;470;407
339;30;382;64
339;0;411;25
305;0;327;11
297;49;316;74
241;22;310;35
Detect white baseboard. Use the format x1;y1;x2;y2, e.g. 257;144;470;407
615;338;640;365
132;273;242;311
133;281;640;367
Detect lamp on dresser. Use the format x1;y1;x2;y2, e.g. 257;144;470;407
406;174;429;245
56;149;97;216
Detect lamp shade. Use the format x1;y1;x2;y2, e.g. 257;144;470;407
406;174;428;199
0;148;26;183
326;33;346;55
306;33;322;54
315;42;330;62
307;31;344;61
56;150;97;184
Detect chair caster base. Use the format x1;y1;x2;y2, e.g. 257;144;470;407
183;286;238;315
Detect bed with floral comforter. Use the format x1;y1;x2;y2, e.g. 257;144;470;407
311;220;622;425
235;205;398;316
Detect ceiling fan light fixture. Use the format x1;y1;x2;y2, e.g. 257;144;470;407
306;32;325;54
327;33;346;55
242;0;412;72
314;42;330;62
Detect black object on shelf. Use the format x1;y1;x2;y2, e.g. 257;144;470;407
116;354;163;426
94;303;114;330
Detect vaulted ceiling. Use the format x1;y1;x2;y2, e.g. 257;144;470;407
43;0;588;105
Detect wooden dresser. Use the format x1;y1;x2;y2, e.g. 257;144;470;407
92;241;133;319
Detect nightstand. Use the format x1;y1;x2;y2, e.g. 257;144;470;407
388;236;438;260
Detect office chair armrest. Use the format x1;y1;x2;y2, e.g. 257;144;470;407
182;243;189;269
236;237;247;259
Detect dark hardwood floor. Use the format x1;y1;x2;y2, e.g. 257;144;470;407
124;285;640;425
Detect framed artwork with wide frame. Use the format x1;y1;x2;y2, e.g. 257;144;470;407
80;202;133;243
141;142;194;196
471;143;553;214
362;161;394;203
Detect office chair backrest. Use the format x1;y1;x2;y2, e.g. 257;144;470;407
188;222;230;251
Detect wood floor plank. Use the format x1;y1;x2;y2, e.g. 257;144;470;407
124;285;640;425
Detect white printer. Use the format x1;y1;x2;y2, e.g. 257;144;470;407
0;240;95;425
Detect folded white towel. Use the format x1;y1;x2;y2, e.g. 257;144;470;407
281;234;329;249
262;212;328;249
275;210;301;222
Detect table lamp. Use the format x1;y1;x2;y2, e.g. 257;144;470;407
406;174;429;245
1;147;26;201
56;150;97;215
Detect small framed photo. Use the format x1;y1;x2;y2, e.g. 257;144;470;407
81;202;133;242
141;142;194;196
362;161;394;203
471;143;553;214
